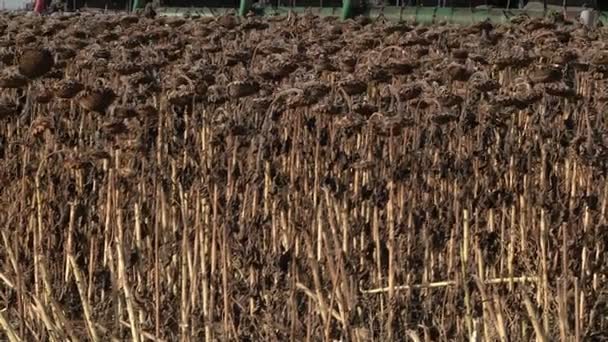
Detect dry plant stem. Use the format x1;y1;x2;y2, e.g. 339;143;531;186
65;203;76;283
333;204;354;330
211;184;218;274
0;271;14;289
322;193;349;313
557;279;568;341
574;277;580;342
200;195;211;342
323;268;338;342
179;184;190;342
0;309;21;342
1;214;23;335
110;166;122;337
13;221;24;339
116;210;141;342
208;184;219;339
295;282;342;323
535;208;547;327
474;245;490;340
38;256;80;342
154;184;161;340
103;167;114;268
34;168;43;298
134;201;146;342
304;234;329;325
406;330;423;342
316;198;323;262
473;274;507;341
493;294;508;342
30;295;63;341
0;228;18;280
289;254;298;342
322;221;350;337
222;194;231;340
361;276;539;293
305;297;313;342
314;128;321;260
461;209;473;337
387;181;395;340
523;294;549;342
190;193;202;331
372;204;382;284
68;255;100;342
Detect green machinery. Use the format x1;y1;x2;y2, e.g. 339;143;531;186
128;0;608;24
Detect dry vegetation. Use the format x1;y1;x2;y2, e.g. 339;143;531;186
0;10;607;341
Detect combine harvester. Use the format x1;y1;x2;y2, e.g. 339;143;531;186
72;0;608;24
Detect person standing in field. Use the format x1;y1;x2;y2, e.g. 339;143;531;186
34;0;46;13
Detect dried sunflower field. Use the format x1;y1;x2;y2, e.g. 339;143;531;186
0;10;607;341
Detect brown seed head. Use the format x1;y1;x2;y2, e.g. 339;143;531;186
18;48;54;79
